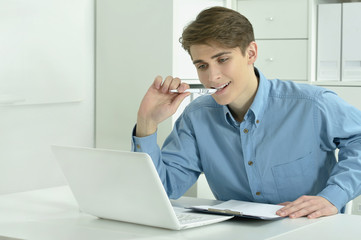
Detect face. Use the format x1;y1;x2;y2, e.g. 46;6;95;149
190;42;258;110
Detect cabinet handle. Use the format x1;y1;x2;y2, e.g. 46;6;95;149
266;58;275;62
265;16;275;21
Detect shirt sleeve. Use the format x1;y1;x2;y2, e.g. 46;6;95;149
315;90;361;212
131;113;202;199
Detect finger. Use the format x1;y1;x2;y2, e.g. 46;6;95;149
276;196;309;217
307;204;338;219
153;75;163;90
307;210;323;219
176;82;190;93
161;76;174;93
288;204;320;218
278;196;338;219
169;77;182;91
170;92;191;112
290;202;336;219
280;195;310;211
278;202;291;206
277;204;308;218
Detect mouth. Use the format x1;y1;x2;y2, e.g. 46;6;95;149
213;81;231;92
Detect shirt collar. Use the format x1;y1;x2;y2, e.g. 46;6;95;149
222;67;270;128
223;106;240;128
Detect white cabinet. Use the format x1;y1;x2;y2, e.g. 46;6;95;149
317;4;342;81
257;40;308;81
342;2;361;81
237;0;308;39
317;2;361;82
237;0;309;81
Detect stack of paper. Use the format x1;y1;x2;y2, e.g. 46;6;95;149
189;200;284;220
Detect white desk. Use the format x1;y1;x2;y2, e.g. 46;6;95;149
0;186;360;240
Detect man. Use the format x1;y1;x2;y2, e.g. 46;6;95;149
132;7;361;219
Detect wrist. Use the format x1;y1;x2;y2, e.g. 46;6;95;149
136;117;158;137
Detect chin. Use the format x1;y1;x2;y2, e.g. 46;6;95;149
212;96;231;106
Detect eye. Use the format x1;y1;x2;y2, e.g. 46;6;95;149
218;57;229;63
197;63;208;70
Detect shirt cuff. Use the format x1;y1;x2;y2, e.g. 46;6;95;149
131;125;158;153
317;184;349;212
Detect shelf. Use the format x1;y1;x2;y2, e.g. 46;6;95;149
311;81;361;87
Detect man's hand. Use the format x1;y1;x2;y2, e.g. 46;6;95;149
276;195;338;219
136;76;190;137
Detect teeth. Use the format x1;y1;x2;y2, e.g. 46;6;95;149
216;82;230;90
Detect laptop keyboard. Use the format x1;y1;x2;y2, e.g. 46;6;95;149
176;213;205;224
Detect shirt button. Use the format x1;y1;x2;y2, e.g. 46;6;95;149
243;128;249;134
256;120;260;124
248;161;253;166
136;144;141;149
256;192;261;196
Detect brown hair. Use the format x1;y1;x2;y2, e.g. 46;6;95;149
180;7;255;56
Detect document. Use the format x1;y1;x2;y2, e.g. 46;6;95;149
189;200;284;220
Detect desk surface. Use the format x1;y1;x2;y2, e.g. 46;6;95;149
0;186;360;240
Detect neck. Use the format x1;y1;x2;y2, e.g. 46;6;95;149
228;71;259;122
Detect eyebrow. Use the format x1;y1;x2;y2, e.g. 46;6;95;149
192;51;232;65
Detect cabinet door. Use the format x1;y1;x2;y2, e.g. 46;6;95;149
256;40;308;81
237;0;308;39
342;3;361;81
317;4;342;82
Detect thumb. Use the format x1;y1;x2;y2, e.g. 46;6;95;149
170;92;191;112
278;201;291;206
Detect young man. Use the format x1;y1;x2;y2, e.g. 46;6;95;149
132;7;361;219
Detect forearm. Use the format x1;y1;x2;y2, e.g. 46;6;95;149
315;91;361;211
318;142;361;212
131;117;201;199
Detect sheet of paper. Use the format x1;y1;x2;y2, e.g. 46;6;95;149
193;200;284;219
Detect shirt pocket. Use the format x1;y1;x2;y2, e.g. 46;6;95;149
272;151;317;203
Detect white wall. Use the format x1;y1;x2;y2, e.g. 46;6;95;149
173;0;226;80
0;0;94;194
96;0;173;150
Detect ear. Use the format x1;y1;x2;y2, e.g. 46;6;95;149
246;41;257;65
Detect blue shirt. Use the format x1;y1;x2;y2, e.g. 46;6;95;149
132;69;361;212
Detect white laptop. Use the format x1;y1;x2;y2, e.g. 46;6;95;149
51;145;232;230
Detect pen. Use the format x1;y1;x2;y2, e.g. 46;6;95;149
170;88;217;95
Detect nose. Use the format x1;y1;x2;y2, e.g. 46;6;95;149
208;65;221;83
